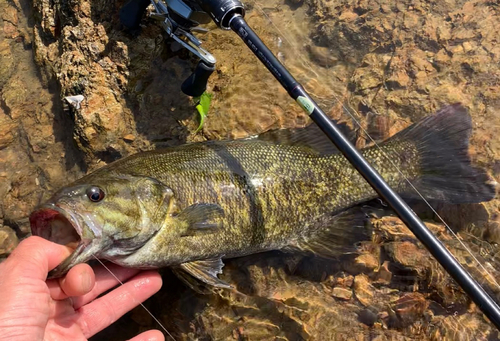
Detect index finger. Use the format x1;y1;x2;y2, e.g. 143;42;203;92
75;270;163;338
5;236;73;281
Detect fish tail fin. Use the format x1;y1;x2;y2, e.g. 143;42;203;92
390;103;496;204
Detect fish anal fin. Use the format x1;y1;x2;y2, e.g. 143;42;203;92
293;207;372;258
176;258;232;290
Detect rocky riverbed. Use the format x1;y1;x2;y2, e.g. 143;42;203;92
1;0;499;339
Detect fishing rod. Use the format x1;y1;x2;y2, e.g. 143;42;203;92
119;0;500;329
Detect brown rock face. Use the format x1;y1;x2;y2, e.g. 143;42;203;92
0;0;84;262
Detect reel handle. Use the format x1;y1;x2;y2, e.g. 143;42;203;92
181;60;216;97
120;0;151;30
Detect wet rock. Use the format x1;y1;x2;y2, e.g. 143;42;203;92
357;308;378;326
123;134;136;143
373;215;414;240
392;293;429;327
384;241;429;273
334;272;354;287
0;225;18;256
0;115;17;149
1;5;19;39
0;40;14;88
429;313;493;341
32;0;158;162
332;286;352;300
352;252;380;274
354;274;375;307
374;261;392;285
366;112;392;141
306;44;339;68
436;203;491;233
286;0;304;6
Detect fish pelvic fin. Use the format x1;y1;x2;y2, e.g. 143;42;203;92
390;103;496;204
291;207;372;258
174;258;232;293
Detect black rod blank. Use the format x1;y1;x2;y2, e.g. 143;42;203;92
228;14;500;329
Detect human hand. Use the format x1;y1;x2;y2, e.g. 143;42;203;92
0;236;164;341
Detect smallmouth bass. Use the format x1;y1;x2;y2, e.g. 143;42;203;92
30;104;496;288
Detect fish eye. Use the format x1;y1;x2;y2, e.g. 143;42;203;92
86;186;105;202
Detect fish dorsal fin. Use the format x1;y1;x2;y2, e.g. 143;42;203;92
292;207;372;258
253;120;355;155
176;258;232;291
177;203;225;236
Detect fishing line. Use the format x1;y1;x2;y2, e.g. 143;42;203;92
254;0;500;293
91;255;176;341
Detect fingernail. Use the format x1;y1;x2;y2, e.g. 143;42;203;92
81;269;94;293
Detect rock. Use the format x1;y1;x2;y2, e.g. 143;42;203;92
354;274;375;307
392;293;429;327
338;11;358;22
0;116;17;149
332;286;352;300
306;44;339;68
334;272;354;287
384;241;428;272
0;225;18;256
286;0;303;6
375;261;392;285
373;215;414;240
429;313;492;340
123;134;136;143
2;5;19;39
352;252;379;274
357;308;378;326
0;39;14;89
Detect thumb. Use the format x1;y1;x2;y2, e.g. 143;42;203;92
5;236;73;280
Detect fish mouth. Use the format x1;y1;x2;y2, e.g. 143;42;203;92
30;205;82;250
30;204;96;278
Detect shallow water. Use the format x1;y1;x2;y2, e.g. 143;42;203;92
1;0;500;339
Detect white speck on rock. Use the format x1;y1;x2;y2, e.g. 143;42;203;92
64;95;85;109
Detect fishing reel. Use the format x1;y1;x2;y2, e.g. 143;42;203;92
120;0;245;97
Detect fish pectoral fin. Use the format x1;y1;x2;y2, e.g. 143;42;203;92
292;207;372;258
178;203;225;236
176;258;232;289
